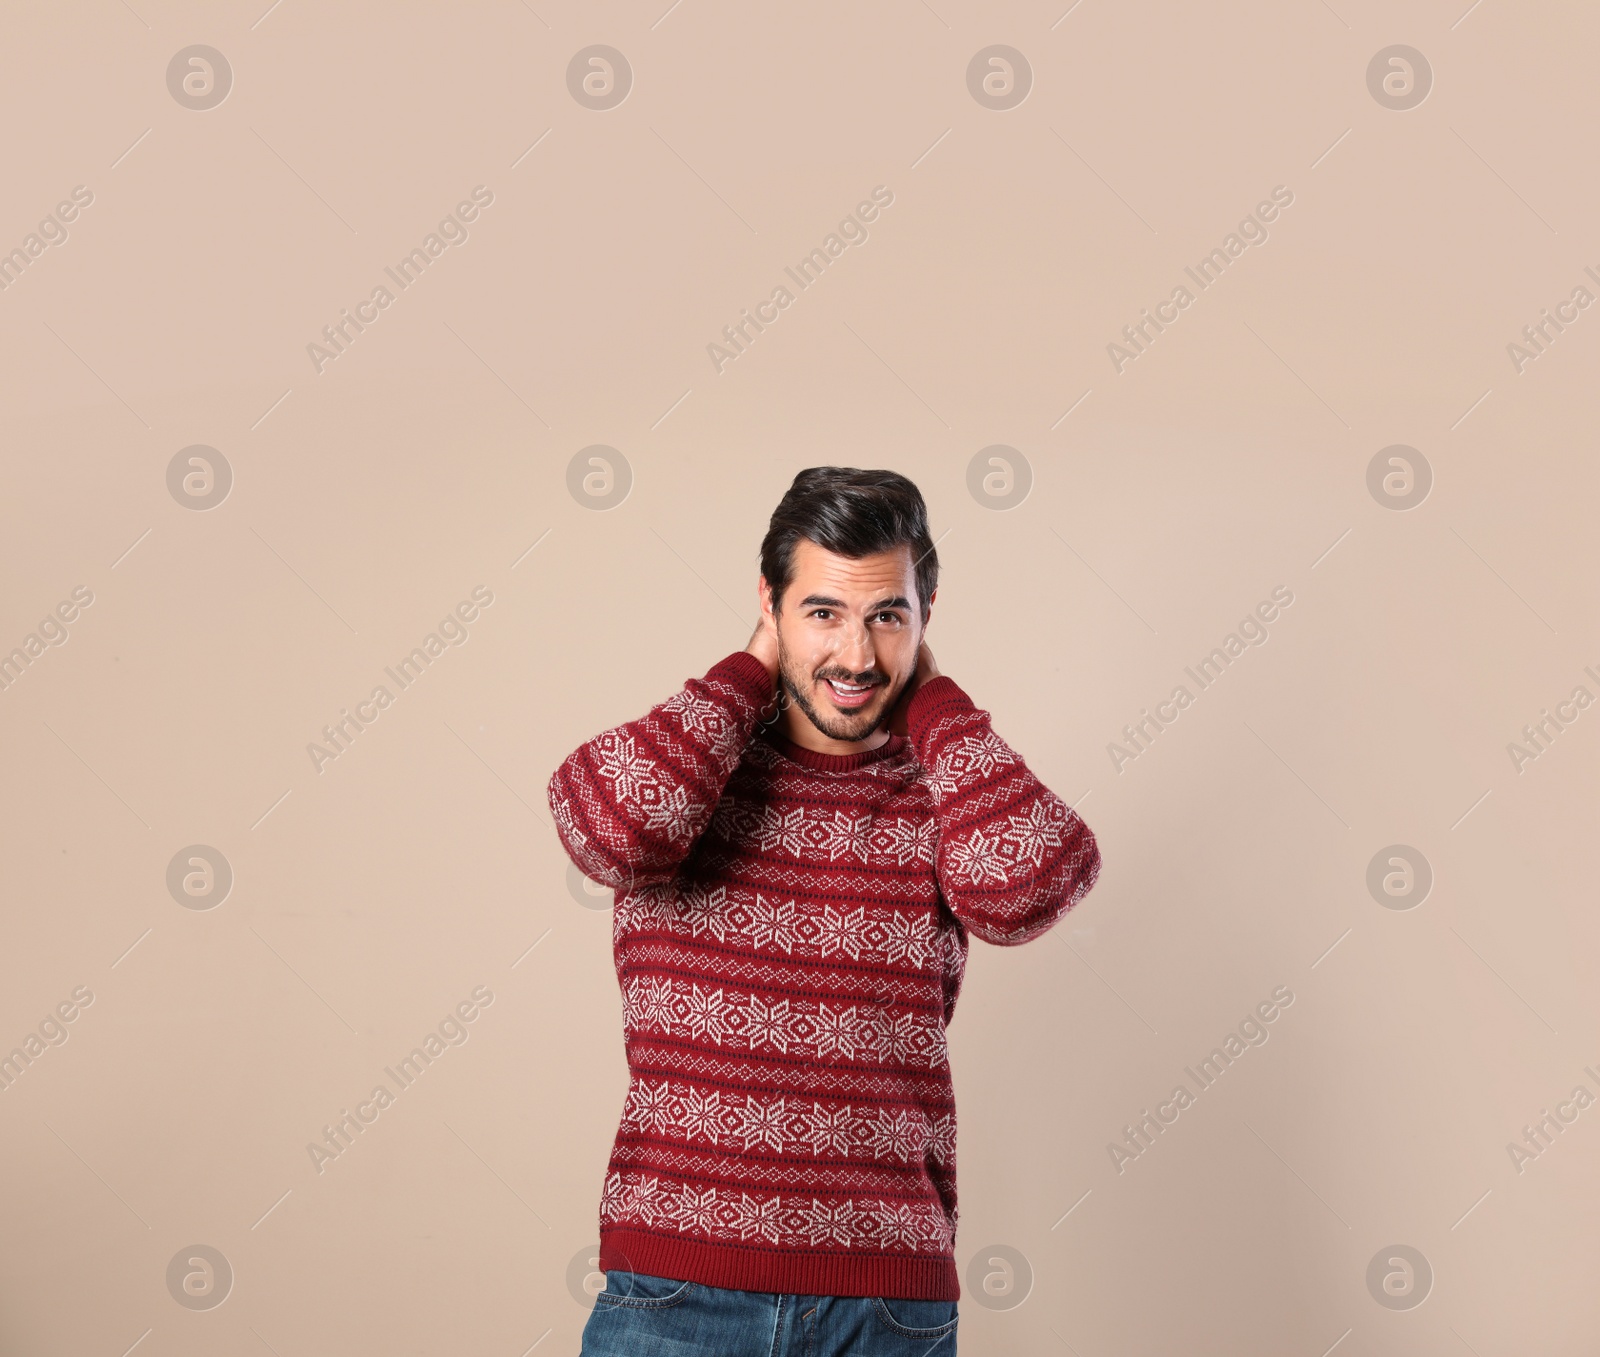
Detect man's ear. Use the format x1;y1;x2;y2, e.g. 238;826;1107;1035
758;576;777;631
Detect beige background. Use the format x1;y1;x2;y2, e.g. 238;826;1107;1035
2;1;1597;1353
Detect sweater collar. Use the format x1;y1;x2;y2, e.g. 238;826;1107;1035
758;724;908;773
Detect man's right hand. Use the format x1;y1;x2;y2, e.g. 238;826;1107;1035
746;616;779;680
745;616;780;701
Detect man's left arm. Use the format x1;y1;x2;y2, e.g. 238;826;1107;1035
904;671;1102;945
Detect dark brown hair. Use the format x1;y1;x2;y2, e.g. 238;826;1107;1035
759;467;938;622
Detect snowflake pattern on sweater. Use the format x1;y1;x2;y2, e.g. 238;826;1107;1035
547;650;1102;1300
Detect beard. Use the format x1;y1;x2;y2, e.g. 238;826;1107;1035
776;635;907;744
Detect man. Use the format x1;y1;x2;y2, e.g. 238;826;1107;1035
550;467;1102;1355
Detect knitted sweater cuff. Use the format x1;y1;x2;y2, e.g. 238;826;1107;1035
705;649;776;712
903;674;973;753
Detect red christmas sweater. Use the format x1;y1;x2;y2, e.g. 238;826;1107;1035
546;649;1102;1300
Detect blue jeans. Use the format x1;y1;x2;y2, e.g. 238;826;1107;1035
580;1269;959;1356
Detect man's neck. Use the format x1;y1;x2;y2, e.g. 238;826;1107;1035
777;708;892;757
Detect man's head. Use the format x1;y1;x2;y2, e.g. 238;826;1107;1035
757;467;938;749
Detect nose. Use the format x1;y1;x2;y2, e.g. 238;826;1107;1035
835;621;878;677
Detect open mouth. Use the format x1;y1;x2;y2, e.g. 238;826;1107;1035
821;677;879;709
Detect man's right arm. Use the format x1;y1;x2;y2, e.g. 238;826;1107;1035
546;649;774;889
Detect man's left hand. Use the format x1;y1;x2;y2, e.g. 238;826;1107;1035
888;640;939;737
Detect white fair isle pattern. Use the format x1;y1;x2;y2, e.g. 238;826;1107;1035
940;797;1078;888
712;799;939;869
548;794;589;861
621;972;950;1069
658;686;750;766
618;881;938;969
580;679;757;862
618;1075;956;1167
590;730;703;846
921;718;1021;802
600;1169;956;1252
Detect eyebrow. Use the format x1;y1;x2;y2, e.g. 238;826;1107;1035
798;594;912;612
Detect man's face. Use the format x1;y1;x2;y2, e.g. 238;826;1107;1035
765;539;927;749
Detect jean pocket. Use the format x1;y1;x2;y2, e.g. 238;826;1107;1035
871;1295;959;1338
594;1269;696;1309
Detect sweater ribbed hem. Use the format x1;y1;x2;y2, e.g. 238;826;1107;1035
598;1226;961;1301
